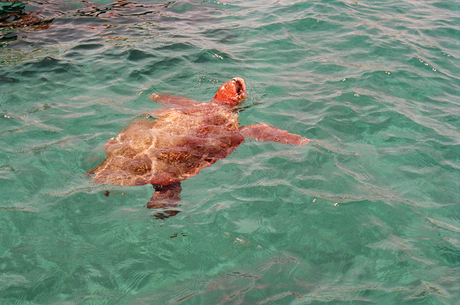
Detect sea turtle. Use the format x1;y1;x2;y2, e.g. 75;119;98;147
88;78;310;217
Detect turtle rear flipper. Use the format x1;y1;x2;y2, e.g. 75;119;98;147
147;182;182;219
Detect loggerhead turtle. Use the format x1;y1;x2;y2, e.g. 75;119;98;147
88;78;310;216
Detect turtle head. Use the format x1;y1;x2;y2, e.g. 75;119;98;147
212;77;246;106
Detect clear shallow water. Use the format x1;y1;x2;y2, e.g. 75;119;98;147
1;0;460;303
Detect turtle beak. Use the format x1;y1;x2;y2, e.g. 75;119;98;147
232;77;246;101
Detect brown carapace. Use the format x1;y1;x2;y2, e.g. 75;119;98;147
88;78;310;218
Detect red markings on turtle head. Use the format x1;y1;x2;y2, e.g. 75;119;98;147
212;77;247;106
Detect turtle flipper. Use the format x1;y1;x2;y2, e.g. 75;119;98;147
240;123;311;145
149;93;197;106
147;182;182;219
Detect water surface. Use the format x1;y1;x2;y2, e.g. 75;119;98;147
1;0;460;304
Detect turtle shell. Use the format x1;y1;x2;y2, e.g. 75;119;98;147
88;102;245;186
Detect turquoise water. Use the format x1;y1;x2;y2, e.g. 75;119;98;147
1;0;460;303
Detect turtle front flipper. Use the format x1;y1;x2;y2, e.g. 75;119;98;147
147;182;182;219
240;123;311;145
149;93;197;106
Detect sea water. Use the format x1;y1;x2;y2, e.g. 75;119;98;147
1;0;459;304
